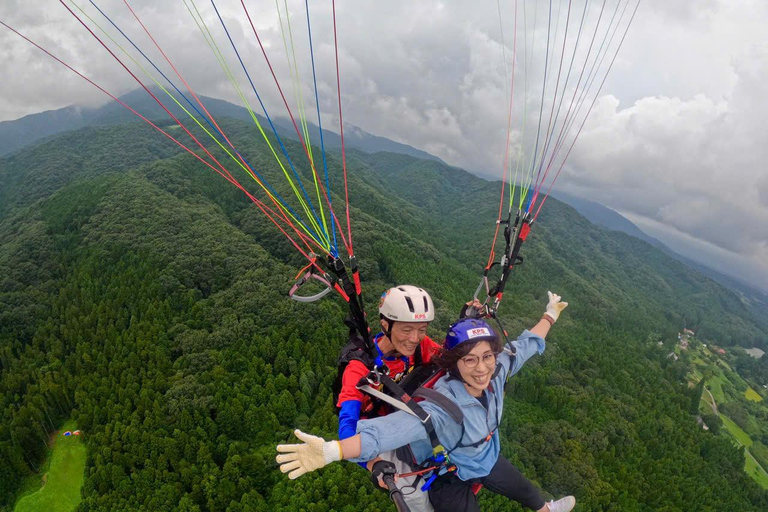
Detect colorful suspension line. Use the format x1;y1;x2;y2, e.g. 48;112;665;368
183;0;331;249
201;0;333;248
276;0;315;164
68;1;327;254
478;0;642;314
239;0;351;256
77;0;324;251
108;0;325;251
304;0;337;256
486;0;519;272
0;21;330;270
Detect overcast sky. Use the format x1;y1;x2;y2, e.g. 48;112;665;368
2;0;767;292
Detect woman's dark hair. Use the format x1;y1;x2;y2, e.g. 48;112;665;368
432;332;502;378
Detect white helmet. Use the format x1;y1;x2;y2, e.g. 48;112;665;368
379;285;435;322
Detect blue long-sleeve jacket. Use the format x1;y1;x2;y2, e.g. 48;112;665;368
350;330;545;481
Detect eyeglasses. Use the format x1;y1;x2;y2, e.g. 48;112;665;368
460;352;497;369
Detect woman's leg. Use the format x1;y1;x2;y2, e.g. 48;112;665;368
480;455;547;511
428;472;481;512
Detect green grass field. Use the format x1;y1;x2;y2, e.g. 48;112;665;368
686;342;768;489
745;453;768;489
745;386;763;402
708;373;728;404
720;414;753;448
14;421;86;512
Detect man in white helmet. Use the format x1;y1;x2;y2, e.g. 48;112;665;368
334;285;439;511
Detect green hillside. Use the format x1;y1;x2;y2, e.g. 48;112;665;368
14;420;86;512
682;337;768;489
1;120;767;511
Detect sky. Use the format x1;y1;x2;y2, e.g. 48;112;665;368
1;0;767;292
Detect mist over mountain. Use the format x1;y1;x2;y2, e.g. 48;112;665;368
4;87;762;300
0;88;442;164
553;191;768;329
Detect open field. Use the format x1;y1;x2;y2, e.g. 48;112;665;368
745;386;763;402
720;409;753;448
685;340;768;489
745;452;768;489
14;420;86;512
708;372;728;404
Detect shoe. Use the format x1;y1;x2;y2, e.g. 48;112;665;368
547;496;576;512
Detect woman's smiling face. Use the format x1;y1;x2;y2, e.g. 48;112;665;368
457;341;497;397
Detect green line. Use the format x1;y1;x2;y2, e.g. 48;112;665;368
277;0;330;241
185;0;329;249
69;0;327;250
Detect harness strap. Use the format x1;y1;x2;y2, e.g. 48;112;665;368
356;384;420;418
288;269;335;302
411;388;463;424
357;373;448;459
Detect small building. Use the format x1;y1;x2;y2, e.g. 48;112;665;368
718;348;726;355
667;352;679;361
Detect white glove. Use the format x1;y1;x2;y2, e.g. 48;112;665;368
276;429;342;479
545;291;568;322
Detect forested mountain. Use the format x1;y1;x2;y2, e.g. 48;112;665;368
552;191;768;326
0;89;441;163
1;119;767;511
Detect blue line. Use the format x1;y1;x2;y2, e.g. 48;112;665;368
524;188;533;214
88;0;323;245
210;0;330;247
305;0;337;254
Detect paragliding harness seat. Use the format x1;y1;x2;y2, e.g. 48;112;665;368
331;329;455;490
336;332;510;494
384;362;507;495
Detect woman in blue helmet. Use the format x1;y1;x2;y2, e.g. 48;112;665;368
277;292;575;512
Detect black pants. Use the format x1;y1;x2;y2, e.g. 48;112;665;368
428;455;546;512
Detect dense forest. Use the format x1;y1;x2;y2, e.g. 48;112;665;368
1;118;767;511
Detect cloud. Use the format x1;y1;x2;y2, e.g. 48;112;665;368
565;40;768;289
1;0;768;290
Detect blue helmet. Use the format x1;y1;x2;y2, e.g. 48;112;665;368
444;318;497;351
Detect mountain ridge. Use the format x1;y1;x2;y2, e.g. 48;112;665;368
0;88;443;165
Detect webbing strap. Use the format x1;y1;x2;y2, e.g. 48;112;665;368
357;385;419;418
358;373;445;453
288;270;334;302
412;388;463;424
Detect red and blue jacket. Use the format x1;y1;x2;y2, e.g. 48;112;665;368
336;332;441;441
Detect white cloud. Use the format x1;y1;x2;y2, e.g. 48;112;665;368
1;0;768;290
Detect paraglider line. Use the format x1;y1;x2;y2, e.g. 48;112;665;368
85;0;320;247
209;0;330;246
305;0;337;254
0;19;326;260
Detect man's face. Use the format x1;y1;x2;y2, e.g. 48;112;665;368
384;320;429;356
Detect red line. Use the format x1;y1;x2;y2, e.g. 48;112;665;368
0;19;320;263
119;0;312;253
240;0;350;254
332;0;353;256
486;0;520;270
